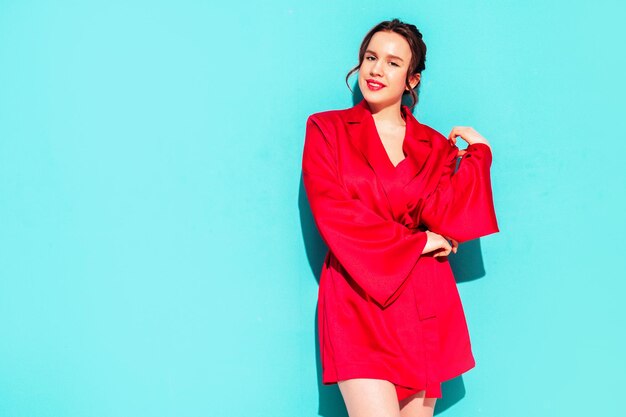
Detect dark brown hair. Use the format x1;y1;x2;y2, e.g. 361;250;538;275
345;18;427;109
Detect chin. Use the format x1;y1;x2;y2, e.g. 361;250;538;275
361;93;395;108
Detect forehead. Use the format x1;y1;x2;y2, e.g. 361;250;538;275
366;31;412;59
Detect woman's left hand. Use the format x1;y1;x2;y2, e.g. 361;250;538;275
443;235;459;254
448;126;491;157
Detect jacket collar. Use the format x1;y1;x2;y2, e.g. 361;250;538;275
345;98;425;128
344;98;432;186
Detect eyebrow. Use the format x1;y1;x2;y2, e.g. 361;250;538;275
365;49;405;62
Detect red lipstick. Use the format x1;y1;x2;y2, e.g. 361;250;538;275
366;79;385;91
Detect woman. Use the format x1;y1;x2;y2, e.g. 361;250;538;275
302;19;499;417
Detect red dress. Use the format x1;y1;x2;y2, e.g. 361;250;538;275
301;99;500;400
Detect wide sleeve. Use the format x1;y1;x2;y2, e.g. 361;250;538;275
420;141;500;243
302;115;428;308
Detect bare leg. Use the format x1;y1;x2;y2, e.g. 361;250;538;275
337;378;401;417
399;390;437;417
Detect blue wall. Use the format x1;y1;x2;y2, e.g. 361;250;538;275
1;1;624;416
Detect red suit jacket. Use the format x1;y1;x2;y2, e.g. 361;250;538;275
302;98;499;400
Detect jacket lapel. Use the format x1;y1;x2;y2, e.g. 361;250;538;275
401;107;434;186
344;98;432;187
345;99;393;182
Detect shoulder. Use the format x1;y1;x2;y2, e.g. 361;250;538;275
415;121;459;160
416;120;451;147
417;121;448;144
307;106;351;125
305;106;352;140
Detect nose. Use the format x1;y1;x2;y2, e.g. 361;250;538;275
370;59;383;76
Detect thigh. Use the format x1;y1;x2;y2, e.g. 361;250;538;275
338;378;401;417
399;390;437;417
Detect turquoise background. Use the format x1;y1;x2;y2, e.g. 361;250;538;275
1;1;625;416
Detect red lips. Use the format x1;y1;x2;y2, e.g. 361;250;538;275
366;79;386;91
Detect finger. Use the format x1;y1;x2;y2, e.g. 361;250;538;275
449;127;471;146
448;127;459;142
448;126;466;140
443;235;457;244
437;247;449;257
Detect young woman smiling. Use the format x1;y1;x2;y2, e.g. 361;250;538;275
302;18;499;417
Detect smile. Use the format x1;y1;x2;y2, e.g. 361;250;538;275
366;79;385;91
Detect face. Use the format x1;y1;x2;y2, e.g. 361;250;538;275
358;30;420;109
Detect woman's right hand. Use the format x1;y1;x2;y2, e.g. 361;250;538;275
422;230;456;257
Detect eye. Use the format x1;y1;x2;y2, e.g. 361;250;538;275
365;55;376;61
390;62;400;67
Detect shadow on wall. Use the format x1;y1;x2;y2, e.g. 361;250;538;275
298;93;491;415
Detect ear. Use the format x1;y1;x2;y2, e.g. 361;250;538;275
407;73;421;90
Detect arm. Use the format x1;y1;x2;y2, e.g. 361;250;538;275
302;116;428;308
420;142;500;243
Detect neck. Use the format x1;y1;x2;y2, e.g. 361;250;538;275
366;99;405;125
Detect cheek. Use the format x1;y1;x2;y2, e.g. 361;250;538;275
393;72;408;89
359;63;370;75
